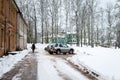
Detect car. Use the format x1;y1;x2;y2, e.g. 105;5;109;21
49;43;74;55
44;43;55;54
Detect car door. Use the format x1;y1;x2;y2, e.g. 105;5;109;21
59;44;65;53
63;45;69;52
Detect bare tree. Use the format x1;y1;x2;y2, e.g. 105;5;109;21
88;0;97;47
99;8;106;45
106;3;115;47
15;0;38;43
30;1;37;43
15;0;118;47
115;1;120;48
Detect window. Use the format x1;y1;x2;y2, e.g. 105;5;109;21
59;44;63;47
0;0;4;15
0;1;1;13
9;1;11;21
55;43;58;47
0;29;1;47
12;35;14;48
0;28;3;47
63;45;68;48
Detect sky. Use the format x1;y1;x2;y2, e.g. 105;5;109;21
98;0;117;8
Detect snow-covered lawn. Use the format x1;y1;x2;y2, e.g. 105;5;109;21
68;46;120;80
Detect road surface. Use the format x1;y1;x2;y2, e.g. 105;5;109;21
0;49;95;80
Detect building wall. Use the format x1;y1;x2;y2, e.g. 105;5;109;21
23;24;27;49
17;13;27;50
0;0;6;56
66;34;77;44
0;0;23;56
5;0;17;52
0;23;4;56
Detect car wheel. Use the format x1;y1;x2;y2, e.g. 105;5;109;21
56;50;61;55
49;51;53;54
63;53;66;55
69;49;73;54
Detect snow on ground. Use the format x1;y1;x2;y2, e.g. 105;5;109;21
0;44;31;78
1;43;120;80
36;43;89;80
37;54;89;80
55;59;89;80
0;50;29;78
37;54;63;80
68;46;120;80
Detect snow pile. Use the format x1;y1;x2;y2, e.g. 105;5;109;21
0;49;30;78
67;46;120;80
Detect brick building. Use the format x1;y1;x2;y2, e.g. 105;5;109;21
0;0;6;56
0;0;28;56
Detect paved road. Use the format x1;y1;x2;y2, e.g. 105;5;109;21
1;52;37;80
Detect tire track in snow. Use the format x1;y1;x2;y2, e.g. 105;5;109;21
49;55;89;80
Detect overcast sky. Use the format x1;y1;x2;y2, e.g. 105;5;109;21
99;0;117;8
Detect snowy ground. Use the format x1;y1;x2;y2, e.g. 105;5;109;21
0;50;29;78
68;46;120;80
0;43;120;80
36;43;89;80
0;44;32;78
